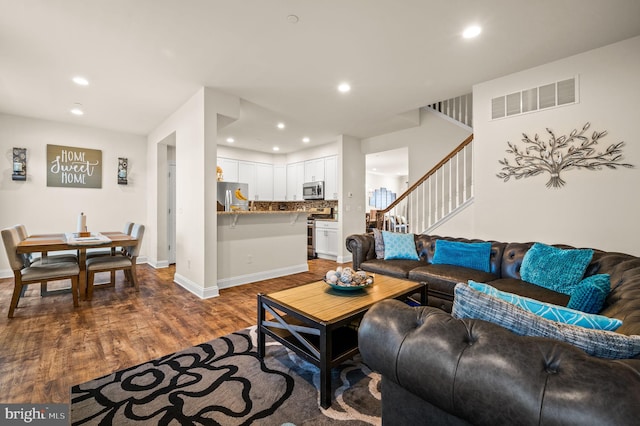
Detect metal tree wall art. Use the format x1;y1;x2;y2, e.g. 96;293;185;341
497;123;633;188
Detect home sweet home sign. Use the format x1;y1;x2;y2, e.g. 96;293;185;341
47;144;102;188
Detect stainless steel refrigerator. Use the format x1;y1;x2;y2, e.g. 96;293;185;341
217;182;249;211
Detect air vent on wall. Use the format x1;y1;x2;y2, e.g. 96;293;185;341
491;77;578;120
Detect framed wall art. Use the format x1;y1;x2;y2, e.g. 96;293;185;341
47;144;102;188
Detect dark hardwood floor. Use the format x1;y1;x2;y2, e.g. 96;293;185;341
0;259;342;404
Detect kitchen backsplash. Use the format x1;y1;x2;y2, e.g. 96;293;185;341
251;200;338;212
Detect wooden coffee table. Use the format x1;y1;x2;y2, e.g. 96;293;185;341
257;274;426;408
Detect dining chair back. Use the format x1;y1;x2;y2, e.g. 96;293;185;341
1;226;80;318
85;224;145;300
86;221;135;259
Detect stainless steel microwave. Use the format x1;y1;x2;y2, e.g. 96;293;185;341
303;181;324;200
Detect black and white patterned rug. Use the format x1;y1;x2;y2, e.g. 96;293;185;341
70;326;381;425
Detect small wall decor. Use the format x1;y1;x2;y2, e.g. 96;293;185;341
12;147;27;181
47;144;102;188
497;122;633;188
118;157;128;185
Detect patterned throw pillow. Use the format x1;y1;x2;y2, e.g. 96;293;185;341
432;240;492;272
382;231;419;261
567;274;611;314
468;281;621;330
372;229;385;259
453;282;640;360
520;243;593;294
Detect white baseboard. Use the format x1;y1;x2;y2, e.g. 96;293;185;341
146;259;169;269
0;269;12;279
174;273;220;299
216;263;309;290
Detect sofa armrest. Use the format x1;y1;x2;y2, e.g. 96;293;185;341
345;233;376;270
358;299;640;426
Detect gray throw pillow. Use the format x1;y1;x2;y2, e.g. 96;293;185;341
372;229;385;259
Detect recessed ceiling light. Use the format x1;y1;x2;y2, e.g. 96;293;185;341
277;122;285;129
273;146;280;151
70;103;84;116
302;137;310;143
286;14;299;24
226;137;234;143
72;76;89;86
338;82;351;93
462;25;482;39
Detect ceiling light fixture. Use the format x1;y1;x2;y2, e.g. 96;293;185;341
338;82;351;93
273;146;280;151
286;14;299;24
277;122;285;129
462;25;482;39
70;103;84;116
72;76;89;86
302;137;310;143
226;137;234;143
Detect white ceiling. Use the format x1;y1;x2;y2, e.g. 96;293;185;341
1;0;640;156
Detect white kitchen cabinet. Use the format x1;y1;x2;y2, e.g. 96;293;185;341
304;158;325;183
217;158;239;183
273;165;287;200
315;220;338;258
255;163;274;200
324;155;338;200
238;161;257;200
286;162;304;201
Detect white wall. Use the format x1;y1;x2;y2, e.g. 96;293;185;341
440;35;640;256
362;108;471;184
337;134;365;263
146;87;240;298
0;113;147;276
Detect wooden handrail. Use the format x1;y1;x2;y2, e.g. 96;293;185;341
376;134;474;228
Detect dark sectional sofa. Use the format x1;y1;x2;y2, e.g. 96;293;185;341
346;233;640;425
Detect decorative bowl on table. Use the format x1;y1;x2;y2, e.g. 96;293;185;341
324;267;374;291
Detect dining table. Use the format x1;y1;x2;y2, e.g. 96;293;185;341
16;231;137;299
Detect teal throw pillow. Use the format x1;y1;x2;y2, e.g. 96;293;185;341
432;240;492;272
452;283;639;359
382;231;419;261
567;274;611;314
468;281;621;331
520;243;593;294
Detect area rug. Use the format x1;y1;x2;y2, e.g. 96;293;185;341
70;326;381;425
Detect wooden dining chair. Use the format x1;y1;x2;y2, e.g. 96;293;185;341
86;222;134;259
86;224;145;300
1;226;80;318
15;224;78;266
15;224;78;297
85;222;135;287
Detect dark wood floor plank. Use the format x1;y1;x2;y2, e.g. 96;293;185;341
0;259;341;403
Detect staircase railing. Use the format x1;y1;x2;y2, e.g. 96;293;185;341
427;93;473;128
377;134;474;234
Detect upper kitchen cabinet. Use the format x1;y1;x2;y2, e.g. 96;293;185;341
255;163;274;201
286;162;304;201
273;165;286;200
304;158;325;183
324;155;338;200
217;158;239;183
238;161;274;201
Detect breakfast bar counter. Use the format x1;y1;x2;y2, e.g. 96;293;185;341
216;210;308;288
